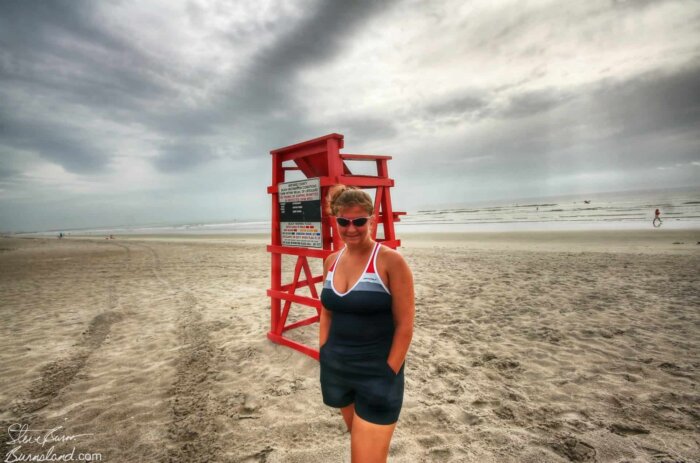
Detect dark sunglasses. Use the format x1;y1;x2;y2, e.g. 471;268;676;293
336;216;371;227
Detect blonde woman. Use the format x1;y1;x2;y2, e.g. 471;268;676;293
319;185;415;462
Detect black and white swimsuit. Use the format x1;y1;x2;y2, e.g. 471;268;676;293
319;241;405;425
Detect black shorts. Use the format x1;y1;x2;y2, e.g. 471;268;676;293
319;345;405;425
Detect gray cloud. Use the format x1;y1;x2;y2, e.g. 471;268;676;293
0;1;172;110
335;116;399;141
420;88;575;122
498;89;575;119
417;61;700;139
146;0;406;172
424;93;489;119
610;0;678;12
143;0;402;169
0;164;18;180
154;141;217;173
402;63;700;188
592;64;700;138
1;0;698;232
219;0;401;120
0;0;177;174
1;1;118;53
0;111;108;173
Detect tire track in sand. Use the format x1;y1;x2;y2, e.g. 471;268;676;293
0;241;129;459
128;242;223;463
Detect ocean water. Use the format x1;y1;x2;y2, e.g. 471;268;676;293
40;220;272;236
395;187;700;232
24;187;700;236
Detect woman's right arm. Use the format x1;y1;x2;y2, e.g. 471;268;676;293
319;254;334;348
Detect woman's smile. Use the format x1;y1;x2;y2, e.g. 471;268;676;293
336;205;374;247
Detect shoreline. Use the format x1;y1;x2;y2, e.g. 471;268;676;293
9;228;699;254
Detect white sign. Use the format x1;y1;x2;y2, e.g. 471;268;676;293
279;178;320;203
281;222;322;248
278;178;322;248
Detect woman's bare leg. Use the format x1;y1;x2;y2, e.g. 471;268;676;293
340;403;355;432
350;412;397;463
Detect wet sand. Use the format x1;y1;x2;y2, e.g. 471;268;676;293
0;230;698;462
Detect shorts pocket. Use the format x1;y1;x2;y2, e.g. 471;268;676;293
386;360;399;376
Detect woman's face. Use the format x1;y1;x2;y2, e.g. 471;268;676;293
336;205;373;245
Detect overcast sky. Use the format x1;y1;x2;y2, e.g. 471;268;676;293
1;0;699;232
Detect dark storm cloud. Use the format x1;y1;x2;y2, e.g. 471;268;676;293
0;0;178;174
0;0;403;176
523;63;700;161
593;64;700;138
0;0;229;174
419;61;700;139
1;1;118;53
127;0;395;162
135;0;402;169
220;0;399;117
0;0;172;109
154;141;217;173
405;63;700;181
0;111;107;173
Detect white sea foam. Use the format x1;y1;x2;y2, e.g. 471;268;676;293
396;187;700;232
19;187;700;236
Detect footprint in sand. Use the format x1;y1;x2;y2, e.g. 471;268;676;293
549;436;596;462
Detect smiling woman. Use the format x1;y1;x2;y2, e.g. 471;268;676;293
319;184;415;463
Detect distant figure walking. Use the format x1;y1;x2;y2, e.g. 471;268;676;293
653;208;663;228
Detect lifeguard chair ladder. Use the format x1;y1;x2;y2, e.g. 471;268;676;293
266;133;405;360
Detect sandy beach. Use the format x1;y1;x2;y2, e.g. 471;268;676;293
0;230;698;463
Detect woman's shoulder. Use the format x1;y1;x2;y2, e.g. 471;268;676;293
377;242;409;267
323;249;342;270
376;243;412;291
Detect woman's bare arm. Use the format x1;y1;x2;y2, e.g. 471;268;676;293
386;251;415;373
319;253;335;348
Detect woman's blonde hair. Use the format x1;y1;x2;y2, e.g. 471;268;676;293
327;184;374;216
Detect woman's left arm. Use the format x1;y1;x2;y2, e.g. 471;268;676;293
387;252;415;373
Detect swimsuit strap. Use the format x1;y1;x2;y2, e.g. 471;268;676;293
365;242;381;274
328;246;346;273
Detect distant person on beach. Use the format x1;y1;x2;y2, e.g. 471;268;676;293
653;208;663;227
319;184;415;462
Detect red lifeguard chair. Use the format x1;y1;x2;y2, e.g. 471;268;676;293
266;133;405;360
